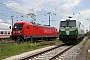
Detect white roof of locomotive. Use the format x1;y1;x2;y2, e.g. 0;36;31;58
61;17;77;21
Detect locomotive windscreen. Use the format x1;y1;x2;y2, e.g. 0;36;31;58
60;20;76;27
13;24;23;30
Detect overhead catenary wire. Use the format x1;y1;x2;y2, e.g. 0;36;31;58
0;2;17;14
34;0;47;13
0;2;27;17
65;0;75;15
34;0;56;17
0;1;57;19
65;0;73;9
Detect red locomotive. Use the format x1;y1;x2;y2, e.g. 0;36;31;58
12;22;58;43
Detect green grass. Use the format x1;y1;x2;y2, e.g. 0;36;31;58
0;39;61;59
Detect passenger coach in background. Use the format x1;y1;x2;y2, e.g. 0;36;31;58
0;26;12;40
59;17;85;44
12;22;58;43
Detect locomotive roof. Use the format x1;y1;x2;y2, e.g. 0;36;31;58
14;22;56;28
60;18;82;23
61;18;77;21
15;22;33;25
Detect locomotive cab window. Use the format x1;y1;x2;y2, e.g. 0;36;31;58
68;20;76;27
60;20;76;27
13;24;23;30
60;21;67;27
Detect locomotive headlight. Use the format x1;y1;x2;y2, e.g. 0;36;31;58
18;31;22;34
20;32;22;34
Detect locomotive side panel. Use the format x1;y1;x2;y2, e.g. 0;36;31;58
33;25;43;37
23;23;30;36
76;21;84;40
22;23;34;39
53;28;58;37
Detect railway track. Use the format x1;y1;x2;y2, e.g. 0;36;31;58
21;44;73;60
0;38;58;44
4;37;87;60
0;39;15;44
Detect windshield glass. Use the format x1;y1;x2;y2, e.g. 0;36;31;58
68;20;76;27
60;20;76;27
13;24;23;30
60;21;67;27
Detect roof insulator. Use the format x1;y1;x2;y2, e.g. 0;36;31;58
68;17;72;18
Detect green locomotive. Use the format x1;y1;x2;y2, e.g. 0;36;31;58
59;17;84;44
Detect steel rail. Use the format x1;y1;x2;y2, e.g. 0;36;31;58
49;45;73;60
21;44;63;60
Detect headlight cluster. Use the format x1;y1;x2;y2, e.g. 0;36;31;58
12;31;22;34
18;31;22;34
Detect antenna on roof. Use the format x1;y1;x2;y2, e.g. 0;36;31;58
68;16;72;18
